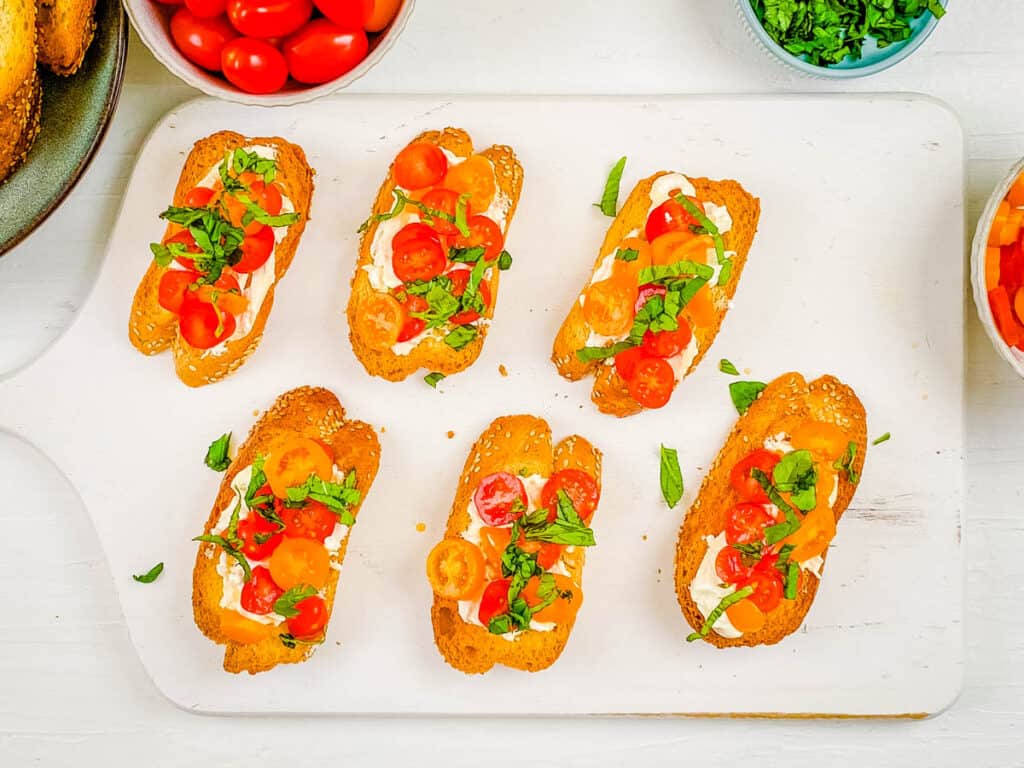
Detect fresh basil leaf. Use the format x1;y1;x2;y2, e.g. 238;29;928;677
449;246;485;264
204;432;232;472
615;247;639;263
872;432;891;446
453;193;472;237
638;259;714;284
278;632;323;649
717;257;734;286
245;455;268;508
772;449;817;512
444;325;478;350
775;543;796;566
273;584;318;618
659;444;683;509
193;532;252;582
424;372;446;388
132;562;164;584
497;250;513;271
286;471;361;525
150;242;173;267
833;440;860;484
783;561;800;600
686;585;754;642
488;614;514;635
520;490;596;546
595;156;626;217
719;358;739;376
729;381;766;415
575;341;633;362
357;189;409;233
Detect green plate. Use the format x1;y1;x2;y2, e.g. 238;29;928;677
0;0;127;256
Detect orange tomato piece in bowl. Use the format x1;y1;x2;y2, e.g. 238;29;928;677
442;155;496;214
269;537;331;591
791;421;848;461
583;275;637;337
264;437;333;498
219;609;274;645
986;246;1002;291
426;539;486;601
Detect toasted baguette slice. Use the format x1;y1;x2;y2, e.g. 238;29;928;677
553;173;760;418
128;130;314;387
348;127;524;381
674;372;867;648
36;0;96;75
431;415;601;674
192;386;381;675
0;0;41;183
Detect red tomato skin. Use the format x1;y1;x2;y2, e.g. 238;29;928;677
392;236;446;283
724;503;774;545
627;356;675;409
234;225;275;273
392;222;440;252
641;320;693;359
178;294;237;349
473;472;527;526
746;568;784;613
452;215;504;262
280;501;336;542
184;0;227;18
311;0;372;28
478;578;511;627
184;186;216;208
645;197;701;243
221;37;289;94
225;0;313;38
445;267;493;325
157;270;200;314
287;595;328;639
282;19;369;84
418;189;470;237
393;144;448;190
715;546;751;586
169;8;239;71
396;294;426;342
235;513;284;560
240;566;284;614
540;469;600;523
614;346;646;382
728;450;782;504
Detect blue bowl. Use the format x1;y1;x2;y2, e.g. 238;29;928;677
737;0;947;78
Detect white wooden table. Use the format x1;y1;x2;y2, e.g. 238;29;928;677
1;0;1021;763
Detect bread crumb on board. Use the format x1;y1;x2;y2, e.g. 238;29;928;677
447;430;455;439
642;534;648;541
498;364;508;377
380;425;386;433
416;522;426;533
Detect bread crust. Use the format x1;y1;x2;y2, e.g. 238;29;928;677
128;130;315;387
552;172;760;417
0;0;41;183
430;415;602;674
674;372;867;648
36;0;96;75
347;127;524;381
192;386;381;675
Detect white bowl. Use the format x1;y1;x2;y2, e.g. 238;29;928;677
970;155;1024;377
124;0;415;106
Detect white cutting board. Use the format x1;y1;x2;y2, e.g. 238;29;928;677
0;95;964;716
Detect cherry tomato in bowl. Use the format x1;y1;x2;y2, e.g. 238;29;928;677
184;0;227;18
312;0;371;28
473;472;527;526
221;37;289;94
169;7;239;71
225;0;313;38
283;19;369;84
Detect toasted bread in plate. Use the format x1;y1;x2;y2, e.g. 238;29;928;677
674;372;867;648
36;0;96;75
0;0;42;183
192;386;381;675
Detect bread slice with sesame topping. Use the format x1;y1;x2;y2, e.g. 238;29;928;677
0;0;42;184
192;386;380;675
35;0;96;76
674;372;867;648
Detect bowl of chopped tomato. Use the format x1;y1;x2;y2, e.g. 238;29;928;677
125;0;413;105
972;157;1024;377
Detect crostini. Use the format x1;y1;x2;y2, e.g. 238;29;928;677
129;130;313;387
553;170;760;417
427;415;601;674
193;386;380;675
348;127;523;381
675;372;867;647
0;0;42;183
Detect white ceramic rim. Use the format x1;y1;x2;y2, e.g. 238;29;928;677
970;155;1024;377
122;0;416;106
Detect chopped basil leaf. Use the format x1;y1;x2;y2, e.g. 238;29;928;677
424;372;446;388
772;449;817;512
273;584;318;618
638;259;714;284
615;247;639;263
575;341;633;363
595;155;626;217
729;381;766;415
751;468;802;544
719;358;739;375
453;193;472;237
783;561;800;600
775;543;796;566
833;441;860;484
285;471;360;525
132;562;164;584
449;246;485;264
204;432;232;472
674;193;732;286
278;632;323;650
872;432;891;446
193;530;252;582
444;325;478;350
659;444;683;509
686;585;754;642
520;490;596;546
497;250;513;270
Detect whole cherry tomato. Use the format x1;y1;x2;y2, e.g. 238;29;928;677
473;472;527;526
283;19;368;84
240;565;284;614
311;0;371;28
365;0;402;32
286;594;328;639
225;0;312;38
393;143;448;190
478;578;511;627
184;0;227;18
169;7;238;71
540;469;600;523
728;449;782;504
627;356;675;409
221;37;289;94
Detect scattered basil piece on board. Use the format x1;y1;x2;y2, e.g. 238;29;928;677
719;359;740;376
659;445;684;509
204;432;232;472
444;325;478;351
497;250;513;270
595;156;627;217
424;372;446;388
729;381;766;415
132;562;164;584
873;432;891;446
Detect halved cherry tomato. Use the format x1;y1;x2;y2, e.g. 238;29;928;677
264;436;333;498
184;185;216;208
715;546;751;585
684;284;716;329
235;171;284;216
452;214;503;262
396;294;427;342
169;7;238;72
634;283;666;313
157;270;200;314
728;449;782;504
219;609;273;644
235;512;284;560
723;503;773;545
287;594;328;640
610;236;653;281
522;574;581;624
418;188;470;237
540;469;600;523
178;292;237;349
746;567;784;613
365;0;402;31
583;276;638;337
627;357;675;409
473;472;527;526
269;537;330;590
356;292;404;351
283;19;369;84
184;0;227;17
645;196;702;243
233;225;275;273
478;578;511;627
791;421;847;461
426;539;486;600
393;222;440;251
221;37;289;94
651;231;713;267
442;156;496;214
281;501;336;542
164;229;202;270
312;0;371;27
393;143;448;191
614;345;646;382
478;526;512;580
641;320;692;358
225;0;313;37
392;235;446;283
240;565;284;614
194;272;247;316
517;537;564;570
446;267;493;325
784;469;838;563
725;597;765;634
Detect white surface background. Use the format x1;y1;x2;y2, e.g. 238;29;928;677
0;0;1019;762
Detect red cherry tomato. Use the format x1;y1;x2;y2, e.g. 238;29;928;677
280;501;336;542
236;171;284;216
312;0;371;27
163;229;202;270
614;345;646;382
225;0;312;38
641;320;693;358
724;503;774;545
517;537;564;570
473;472;527;526
746;568;784;613
715;546;751;586
540;469;600;523
184;186;216;208
645;196;702;243
452;215;504;262
169;8;238;71
153;0;185;4
392;235;446;283
634;283;666;313
235;512;284;560
157;270;200;314
728;450;782;504
393;143;448;191
478;578;511;627
286;594;328;640
235;225;275;273
627;357;675;409
184;0;227;18
178;292;237;349
396;294;427;342
283;19;369;84
392;222;440;251
418;188;470;237
221;37;289;94
239;565;284;614
446;267;493;325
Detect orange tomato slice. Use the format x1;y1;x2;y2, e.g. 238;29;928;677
269;537;331;591
790;421;848;461
426;539;486;600
651;232;713;267
478;526;511;580
442;155;496;214
264;437;333;499
356;293;405;352
783;469;837;563
610;236;653;281
683;284;716;329
725;597;765;633
583;275;638;337
522;574;582;624
219;609;274;645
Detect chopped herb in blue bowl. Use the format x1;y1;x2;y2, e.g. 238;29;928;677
739;0;947;78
